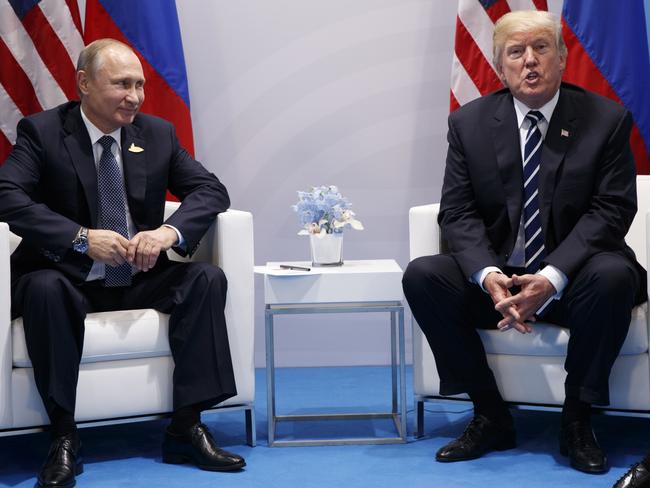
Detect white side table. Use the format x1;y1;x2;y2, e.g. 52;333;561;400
256;259;406;446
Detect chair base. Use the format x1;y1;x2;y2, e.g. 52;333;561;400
414;394;650;439
0;403;256;447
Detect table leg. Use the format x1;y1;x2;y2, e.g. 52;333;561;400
391;311;398;414
398;306;407;439
265;307;276;446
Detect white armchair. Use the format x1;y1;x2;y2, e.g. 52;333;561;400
409;175;650;437
0;202;256;446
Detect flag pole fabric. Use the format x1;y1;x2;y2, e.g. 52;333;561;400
562;2;650;173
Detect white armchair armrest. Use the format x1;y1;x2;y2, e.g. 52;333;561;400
0;223;11;426
215;209;255;401
646;209;650;333
408;203;441;260
163;203;255;402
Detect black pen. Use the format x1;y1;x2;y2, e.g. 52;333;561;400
279;264;311;271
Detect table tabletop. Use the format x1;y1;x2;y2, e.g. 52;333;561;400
256;259;404;305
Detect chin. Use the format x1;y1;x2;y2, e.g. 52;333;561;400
117;116;136;126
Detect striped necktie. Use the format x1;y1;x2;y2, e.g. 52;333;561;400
523;111;546;274
97;136;132;287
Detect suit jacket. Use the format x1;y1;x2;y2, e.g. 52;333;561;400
0;101;230;284
439;83;645;285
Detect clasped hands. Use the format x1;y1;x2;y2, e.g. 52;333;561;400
86;226;178;272
483;271;556;334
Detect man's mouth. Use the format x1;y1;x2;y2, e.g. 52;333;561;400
120;107;138;115
525;72;539;81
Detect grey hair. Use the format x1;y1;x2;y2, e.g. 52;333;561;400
76;38;133;77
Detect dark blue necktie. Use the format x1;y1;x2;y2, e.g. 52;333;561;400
97;135;132;287
523;111;546;274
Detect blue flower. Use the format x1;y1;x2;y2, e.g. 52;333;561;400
293;185;364;235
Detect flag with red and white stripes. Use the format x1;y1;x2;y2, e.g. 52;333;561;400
0;0;84;162
451;0;650;172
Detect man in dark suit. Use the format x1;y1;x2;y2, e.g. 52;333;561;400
402;10;646;475
0;39;245;487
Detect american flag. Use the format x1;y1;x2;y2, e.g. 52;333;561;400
451;0;553;112
0;0;84;162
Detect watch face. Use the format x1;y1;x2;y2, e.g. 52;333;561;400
73;237;88;254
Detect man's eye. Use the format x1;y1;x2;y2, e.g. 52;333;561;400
509;48;523;58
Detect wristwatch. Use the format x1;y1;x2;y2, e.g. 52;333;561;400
72;226;89;254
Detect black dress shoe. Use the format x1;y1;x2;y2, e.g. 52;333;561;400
559;420;608;473
614;463;650;488
435;414;516;462
162;423;245;471
37;432;83;488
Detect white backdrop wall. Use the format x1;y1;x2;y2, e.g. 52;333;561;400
175;1;457;367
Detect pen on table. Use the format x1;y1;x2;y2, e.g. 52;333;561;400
279;264;311;271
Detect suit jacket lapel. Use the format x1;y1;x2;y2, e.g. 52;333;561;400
539;87;578;229
490;92;523;250
120;124;147;226
63;107;99;227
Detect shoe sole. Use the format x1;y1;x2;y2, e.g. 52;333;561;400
162;453;246;472
436;437;517;463
559;444;608;474
37;461;83;488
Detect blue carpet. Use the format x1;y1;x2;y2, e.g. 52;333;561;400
1;366;649;487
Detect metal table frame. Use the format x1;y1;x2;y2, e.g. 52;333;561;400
265;301;406;447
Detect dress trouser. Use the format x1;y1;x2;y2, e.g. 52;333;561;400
402;251;645;405
11;260;237;418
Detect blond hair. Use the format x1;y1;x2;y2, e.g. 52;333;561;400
493;10;567;69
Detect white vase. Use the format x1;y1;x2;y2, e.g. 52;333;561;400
309;233;343;266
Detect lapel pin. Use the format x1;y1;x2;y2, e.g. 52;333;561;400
561;129;570;138
128;143;144;153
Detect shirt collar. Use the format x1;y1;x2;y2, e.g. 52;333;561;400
513;89;560;129
80;106;122;149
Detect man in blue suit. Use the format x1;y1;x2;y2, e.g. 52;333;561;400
0;39;245;487
403;10;646;475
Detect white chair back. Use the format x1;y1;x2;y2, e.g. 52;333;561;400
626;174;650;269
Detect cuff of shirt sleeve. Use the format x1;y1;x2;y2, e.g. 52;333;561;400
472;266;503;292
538;264;568;298
162;224;185;250
534;264;568;315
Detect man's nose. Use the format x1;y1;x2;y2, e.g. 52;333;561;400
523;46;538;66
125;86;139;104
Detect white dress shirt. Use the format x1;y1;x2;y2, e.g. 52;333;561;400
471;89;569;314
80;108;184;281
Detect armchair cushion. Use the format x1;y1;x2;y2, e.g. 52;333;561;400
13;309;171;367
477;303;648;357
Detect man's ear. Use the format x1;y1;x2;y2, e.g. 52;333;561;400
495;64;507;86
77;70;89;96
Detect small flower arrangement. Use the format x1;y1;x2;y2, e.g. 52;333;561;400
293;185;364;235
